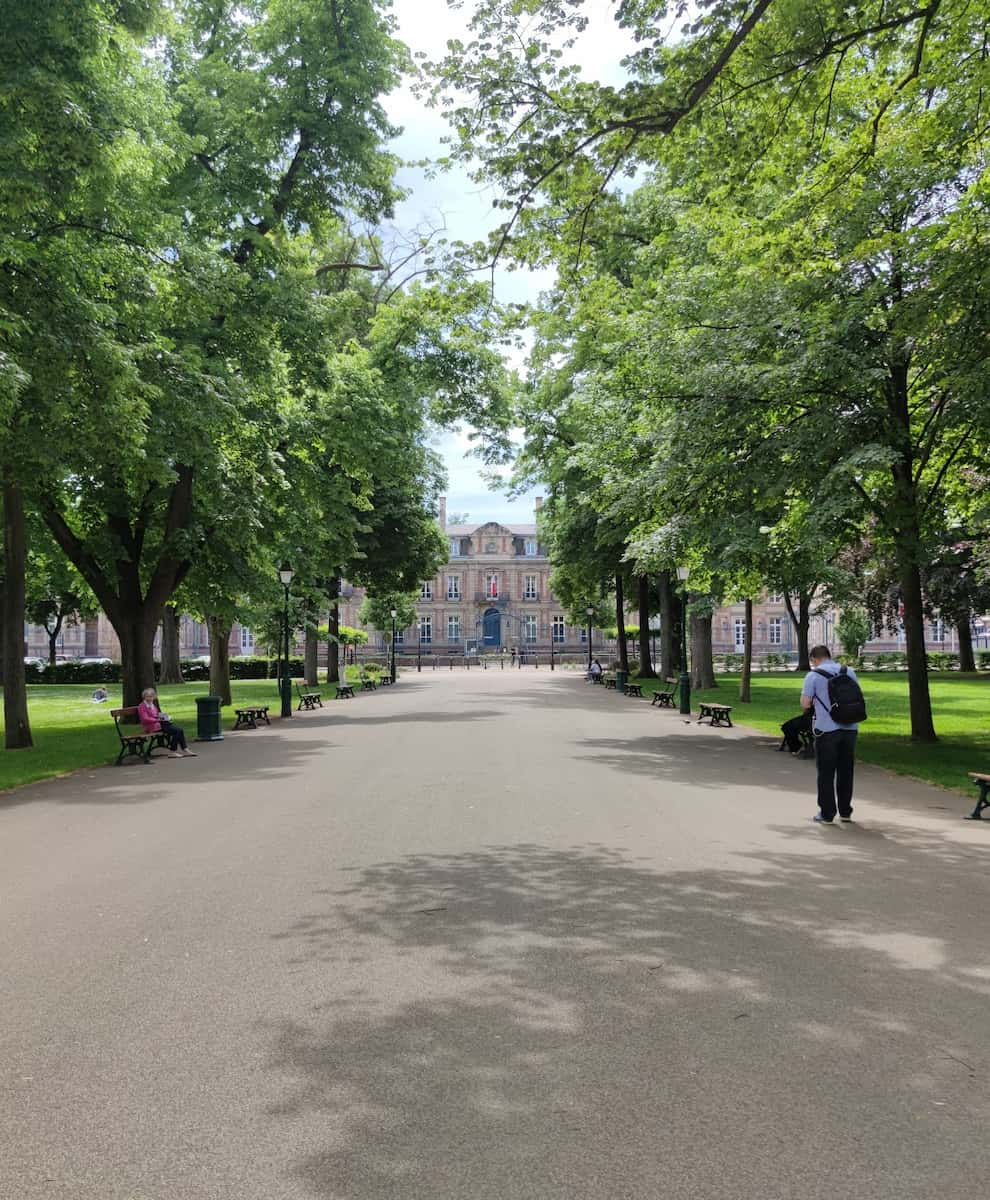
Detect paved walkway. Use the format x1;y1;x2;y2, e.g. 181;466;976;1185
2;669;989;1199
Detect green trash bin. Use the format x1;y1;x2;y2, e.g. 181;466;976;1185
615;670;628;692
195;695;224;742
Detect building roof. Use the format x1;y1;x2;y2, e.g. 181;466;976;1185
445;523;538;536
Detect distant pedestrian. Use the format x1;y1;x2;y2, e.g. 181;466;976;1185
801;646;866;824
510;646;516;665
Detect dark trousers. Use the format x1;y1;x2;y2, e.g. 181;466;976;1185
161;720;187;751
815;729;857;820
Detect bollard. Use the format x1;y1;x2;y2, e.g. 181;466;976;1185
450;658;453;671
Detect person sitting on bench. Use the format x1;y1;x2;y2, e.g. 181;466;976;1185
589;659;603;680
139;688;197;758
780;709;813;756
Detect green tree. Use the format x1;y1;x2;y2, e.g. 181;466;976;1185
835;609;872;661
25;539;96;670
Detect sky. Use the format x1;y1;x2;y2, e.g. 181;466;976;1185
383;0;636;525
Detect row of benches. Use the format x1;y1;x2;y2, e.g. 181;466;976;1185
589;671;734;728
113;675;395;761
233;676;394;728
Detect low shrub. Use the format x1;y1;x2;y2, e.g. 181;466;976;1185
228;655;304;679
27;660;122;684
927;652;959;671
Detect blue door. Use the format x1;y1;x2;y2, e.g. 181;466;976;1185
482;608;501;647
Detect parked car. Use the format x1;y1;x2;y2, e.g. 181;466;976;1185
78;657;113;665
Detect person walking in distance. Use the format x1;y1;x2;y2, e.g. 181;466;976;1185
800;645;866;824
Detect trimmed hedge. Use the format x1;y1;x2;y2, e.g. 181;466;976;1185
24;656;304;684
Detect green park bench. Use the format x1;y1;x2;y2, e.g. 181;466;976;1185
651;678;679;708
111;706;170;765
604;676;617;690
335;684;355;699
624;682;644;698
295;683;322;711
233;705;270;730
697;702;733;728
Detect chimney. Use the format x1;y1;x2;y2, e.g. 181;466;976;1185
534;496;543;514
438;496;447;529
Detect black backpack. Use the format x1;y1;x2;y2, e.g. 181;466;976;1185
813;665;867;725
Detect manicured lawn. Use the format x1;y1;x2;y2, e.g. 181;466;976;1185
0;678;309;794
637;671;990;795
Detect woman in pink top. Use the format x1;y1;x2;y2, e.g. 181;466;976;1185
138;688;196;758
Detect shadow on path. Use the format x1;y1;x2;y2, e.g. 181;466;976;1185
265;838;990;1199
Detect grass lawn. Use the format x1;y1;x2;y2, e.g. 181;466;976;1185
0;677;336;794
636;671;990;795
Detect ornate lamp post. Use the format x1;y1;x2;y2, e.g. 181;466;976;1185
278;562;294;718
676;565;691;714
549;619;555;671
586;606;595;671
390;607;397;683
417;614;422;672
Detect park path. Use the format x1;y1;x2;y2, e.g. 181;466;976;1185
1;668;989;1200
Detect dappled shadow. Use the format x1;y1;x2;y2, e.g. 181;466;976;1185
296;708;504;730
575;732;813;796
0;730;336;810
266;839;990;1199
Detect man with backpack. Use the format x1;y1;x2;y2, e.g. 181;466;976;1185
800;645;867;824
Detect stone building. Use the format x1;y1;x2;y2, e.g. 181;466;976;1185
338;497;593;656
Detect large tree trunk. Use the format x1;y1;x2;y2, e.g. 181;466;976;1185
614;573;629;673
304;602;319;687
691;608;716;689
46;618;63;670
658;570;676;679
208;616;232;706
42;465;194;707
784;591;812;671
328;581;340;684
957;615;975;673
637;574;656;677
2;479;33;748
117;614;159;707
158;605;184;683
885;341;936;740
739;597;753;702
898;554;937;741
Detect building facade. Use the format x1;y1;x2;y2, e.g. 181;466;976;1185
337;498;591;655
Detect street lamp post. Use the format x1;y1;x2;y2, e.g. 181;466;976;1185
417;617;422;672
278;562;294;718
586;606;595;672
676;565;691;714
549;620;555;671
390;608;397;683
